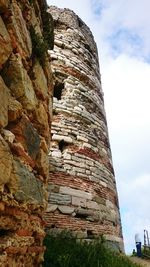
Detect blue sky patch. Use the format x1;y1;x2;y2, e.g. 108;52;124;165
91;0;104;17
107;29;143;58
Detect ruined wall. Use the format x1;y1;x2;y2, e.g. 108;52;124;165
0;0;53;265
45;6;124;252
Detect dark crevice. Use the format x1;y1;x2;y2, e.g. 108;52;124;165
54;82;64;100
0;229;12;237
87;230;94;239
58;140;68;152
75;213;87;219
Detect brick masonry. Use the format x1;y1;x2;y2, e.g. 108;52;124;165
45;6;124;252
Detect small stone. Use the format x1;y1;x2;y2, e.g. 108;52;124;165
86;200;99;210
63;152;71;160
100;181;107;187
93;196;106;205
83;143;92;149
55;39;63;47
77;135;88;142
2;129;15;143
58;205;74;214
106;200;114;209
72;196;86;207
51;150;62;158
46;204;57;212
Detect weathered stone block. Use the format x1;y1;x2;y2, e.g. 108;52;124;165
52;134;73;143
36;148;49;178
75;208;94;217
58;205;74;214
63;152;71;159
86;200;100;210
72;196;86;207
8;95;22;122
46;204;57;212
33;60;48;99
49;192;71;205
73;166;85;173
77;135;88;142
3;54;37;110
2;129;15;143
9;115;40;160
48;184;60;193
7;1;32;57
64;160;85;168
0;134;13;191
59;186;92;200
13;159;44;204
51;150;62;158
34;102;49;129
0;17;12;67
0;76;8;127
106;200;114;209
93;196;106;205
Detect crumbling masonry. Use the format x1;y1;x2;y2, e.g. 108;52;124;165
45;6;124;252
0;2;123;266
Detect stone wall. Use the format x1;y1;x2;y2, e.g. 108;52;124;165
0;0;53;266
45;6;124;252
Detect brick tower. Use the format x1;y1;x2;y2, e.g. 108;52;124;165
45;6;124;252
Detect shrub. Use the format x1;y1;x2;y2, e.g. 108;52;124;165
30;26;48;64
43;232;141;267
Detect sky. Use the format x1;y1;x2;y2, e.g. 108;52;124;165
47;0;150;254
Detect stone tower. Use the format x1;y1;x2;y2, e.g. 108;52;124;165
45;6;124;251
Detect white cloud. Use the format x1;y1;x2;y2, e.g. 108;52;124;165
47;0;150;254
92;0;150;59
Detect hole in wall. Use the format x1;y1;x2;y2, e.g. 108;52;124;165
53;82;64;100
58;140;68;152
51;224;56;229
0;229;11;237
75;213;87;219
87;230;95;239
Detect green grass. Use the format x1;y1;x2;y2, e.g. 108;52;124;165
43;232;141;267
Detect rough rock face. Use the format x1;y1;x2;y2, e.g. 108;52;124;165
0;0;53;266
45;6;124;252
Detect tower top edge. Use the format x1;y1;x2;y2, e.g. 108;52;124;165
48;5;98;55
